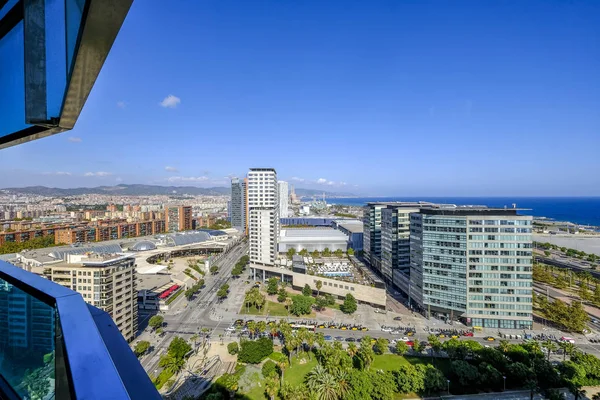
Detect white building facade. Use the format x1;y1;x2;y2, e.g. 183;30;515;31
278;181;289;218
248;168;279;266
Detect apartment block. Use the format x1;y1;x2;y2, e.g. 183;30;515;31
409;207;533;330
53;220;166;245
248;168;279;266
44;254;138;342
165;205;192;232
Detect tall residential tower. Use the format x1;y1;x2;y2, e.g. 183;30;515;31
248;168;279;266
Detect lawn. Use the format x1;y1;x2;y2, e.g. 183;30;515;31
243;354;317;400
371;354;451;375
285;354;318;387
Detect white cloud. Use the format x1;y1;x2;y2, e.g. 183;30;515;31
84;171;112;177
160;95;181;108
167;176;209;183
67;137;82;143
117;101;127;109
316;178;327;184
43;171;72;176
165;166;179;173
290;177;305;182
116;177;123;182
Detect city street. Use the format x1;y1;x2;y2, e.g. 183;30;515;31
138;241;248;375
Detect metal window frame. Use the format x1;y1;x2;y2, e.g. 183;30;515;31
0;260;159;399
0;0;133;150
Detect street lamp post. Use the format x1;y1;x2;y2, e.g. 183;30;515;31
503;376;506;391
447;379;450;395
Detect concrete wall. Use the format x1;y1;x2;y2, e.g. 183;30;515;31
251;264;386;307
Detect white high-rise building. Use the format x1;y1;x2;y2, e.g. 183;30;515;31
248;168;279;266
278;181;289;218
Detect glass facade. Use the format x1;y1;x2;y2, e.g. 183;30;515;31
410;209;533;329
0;277;57;399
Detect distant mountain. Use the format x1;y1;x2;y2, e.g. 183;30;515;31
295;188;356;198
2;184;230;197
2;184;355;198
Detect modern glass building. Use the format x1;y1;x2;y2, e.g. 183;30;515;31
381;204;421;294
409;207;533;330
230;178;245;229
0;0;161;396
362;203;385;273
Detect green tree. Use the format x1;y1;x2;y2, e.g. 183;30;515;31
423;365;447;395
265;376;280;400
357;336;375;370
159;354;185;374
395;341;410;356
393;364;425;394
286;248;296;258
290;295;313;316
347;248;355;256
210;265;219;275
227;342;239;355
267;277;279;295
315;280;323;296
346;369;373;400
543;339;558;361
238;337;274;364
450;360;480;388
277;288;287;303
315;296;328;311
579;284;591;302
217;286;228;299
341;293;357;314
322;248;331;257
262;360;278;378
311;250;320;258
374;338;389;355
280;382;309;400
148;315;164;330
298;249;308;257
302;284;312;297
334;249;343;258
134;340;150;357
412;340;424;354
324;293;336;306
559;341;577;361
506;362;531;388
169;336;192;359
369;370;396;400
428;334;442;359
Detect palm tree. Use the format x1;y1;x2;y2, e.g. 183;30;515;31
277;360;288;386
265;376;280;400
257;321;267;336
499;339;510;353
305;365;338;400
315;332;325;348
247;321;257;339
347;342;358;358
316;280;323;296
559;341;577;361
285;298;293;314
305;365;328;392
544;339;558;361
270;324;279;339
285;340;295;366
334;370;350;399
159;354;185;375
306;331;316;359
280;382;309;400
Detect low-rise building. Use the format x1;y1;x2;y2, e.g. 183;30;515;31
278;228;349;253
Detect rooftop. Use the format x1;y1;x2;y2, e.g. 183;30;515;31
280;228;349;243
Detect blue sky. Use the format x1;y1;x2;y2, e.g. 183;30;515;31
1;0;599;196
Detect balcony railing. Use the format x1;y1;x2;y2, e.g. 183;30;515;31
0;261;160;399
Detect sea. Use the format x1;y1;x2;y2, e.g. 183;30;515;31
325;197;600;228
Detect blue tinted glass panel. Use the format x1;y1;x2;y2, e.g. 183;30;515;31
0;0;19;20
0;23;29;137
65;0;85;76
0;277;56;399
45;0;68;118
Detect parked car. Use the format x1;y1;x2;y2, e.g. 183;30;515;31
334;336;344;341
346;337;356;342
393;316;402;321
324;335;332;341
